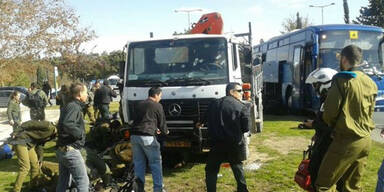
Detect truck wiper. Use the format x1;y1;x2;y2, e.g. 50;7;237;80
142;80;168;86
166;77;210;85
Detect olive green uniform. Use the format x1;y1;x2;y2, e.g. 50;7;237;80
315;71;377;192
13;144;40;192
83;91;95;123
7;99;22;132
81;147;112;186
25;89;49;121
21;89;49;164
9;120;56;192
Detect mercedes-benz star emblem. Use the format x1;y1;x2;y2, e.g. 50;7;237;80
169;103;182;116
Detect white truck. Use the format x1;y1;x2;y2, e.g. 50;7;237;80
119;29;263;154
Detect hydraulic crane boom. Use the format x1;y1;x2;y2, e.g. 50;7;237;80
190;12;223;34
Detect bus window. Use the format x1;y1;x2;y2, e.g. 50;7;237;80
319;30;383;72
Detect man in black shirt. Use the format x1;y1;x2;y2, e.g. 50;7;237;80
56;83;89;192
94;80;117;122
205;82;250;192
130;87;168;192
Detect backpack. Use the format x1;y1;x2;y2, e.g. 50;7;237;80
0;144;13;160
27;90;47;109
294;144;313;192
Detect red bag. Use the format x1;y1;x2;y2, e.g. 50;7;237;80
294;144;314;192
294;159;313;191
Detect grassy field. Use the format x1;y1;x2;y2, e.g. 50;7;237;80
0;102;383;191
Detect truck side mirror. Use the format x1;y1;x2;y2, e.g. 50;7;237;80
119;61;125;79
243;47;252;64
253;56;261;66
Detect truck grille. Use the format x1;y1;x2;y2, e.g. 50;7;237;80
160;98;215;123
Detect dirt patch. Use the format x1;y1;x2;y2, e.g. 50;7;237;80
263;136;310;155
246;149;273;165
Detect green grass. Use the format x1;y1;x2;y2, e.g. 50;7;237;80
1;108;383;192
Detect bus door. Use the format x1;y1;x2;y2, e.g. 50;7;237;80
292;46;303;109
303;45;314;109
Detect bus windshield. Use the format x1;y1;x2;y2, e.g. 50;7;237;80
319;30;383;72
127;38;228;86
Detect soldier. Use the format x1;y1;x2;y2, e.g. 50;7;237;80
22;82;49;165
315;45;378;191
7;91;22;132
92;82;101;121
8;120;57;192
22;82;49;121
83;88;96;124
42;80;53;106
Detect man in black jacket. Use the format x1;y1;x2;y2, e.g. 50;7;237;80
56;83;89;192
205;82;250;192
130;87;169;192
94;80;117;122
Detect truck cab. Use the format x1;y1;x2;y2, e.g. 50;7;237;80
120;34;262;153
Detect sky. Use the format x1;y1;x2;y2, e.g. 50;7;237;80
65;0;370;53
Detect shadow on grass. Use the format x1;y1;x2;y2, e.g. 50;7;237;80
264;114;308;122
0;158;18;172
162;152;208;177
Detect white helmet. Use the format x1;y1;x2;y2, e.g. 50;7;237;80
305;68;338;94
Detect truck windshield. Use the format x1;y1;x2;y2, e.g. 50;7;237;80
319;30;383;72
127;38;228;86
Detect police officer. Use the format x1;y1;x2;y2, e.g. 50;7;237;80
204;82;250;192
7;91;22;132
315;45;378;191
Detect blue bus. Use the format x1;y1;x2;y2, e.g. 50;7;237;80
253;24;384;119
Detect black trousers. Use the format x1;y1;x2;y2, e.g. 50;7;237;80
205;144;248;192
98;104;110;121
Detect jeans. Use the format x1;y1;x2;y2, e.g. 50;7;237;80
131;135;163;192
56;148;89;192
376;160;384;192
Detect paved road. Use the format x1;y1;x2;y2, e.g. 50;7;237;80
0;107;60;145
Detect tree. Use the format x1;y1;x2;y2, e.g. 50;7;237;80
354;0;384;27
343;0;350;24
36;66;46;87
0;0;95;84
281;12;311;33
